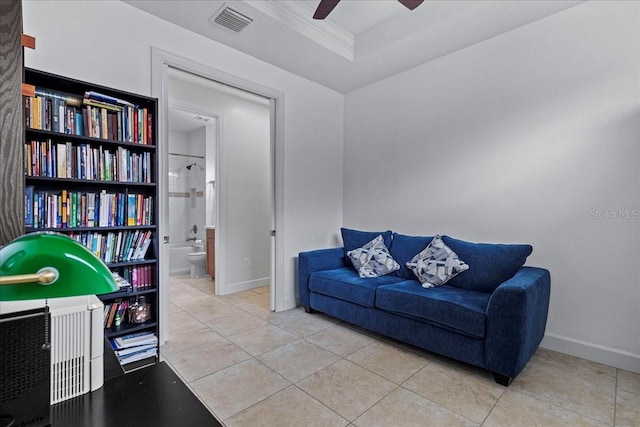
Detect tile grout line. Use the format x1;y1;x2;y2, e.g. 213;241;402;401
292;383;350;426
394;361;483;425
220;357;292;424
170;277;625;426
613;368;618;426
479;386;504;426
161;355;226;425
508;386;616;426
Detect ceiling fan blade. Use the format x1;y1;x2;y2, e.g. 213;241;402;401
397;0;424;10
313;0;341;20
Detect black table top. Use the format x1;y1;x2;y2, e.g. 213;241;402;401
50;342;221;427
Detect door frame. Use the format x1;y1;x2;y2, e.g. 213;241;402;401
151;47;285;344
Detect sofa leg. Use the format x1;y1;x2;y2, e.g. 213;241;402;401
493;373;512;386
303;305;316;314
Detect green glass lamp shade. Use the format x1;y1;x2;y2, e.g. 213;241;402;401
0;232;118;301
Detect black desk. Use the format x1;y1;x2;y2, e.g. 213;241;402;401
50;342;221;427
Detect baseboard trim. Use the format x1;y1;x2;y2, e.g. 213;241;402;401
224;277;270;294
541;333;640;373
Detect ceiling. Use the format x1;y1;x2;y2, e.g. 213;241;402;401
125;0;584;94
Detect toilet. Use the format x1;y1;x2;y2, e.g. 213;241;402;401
187;240;207;278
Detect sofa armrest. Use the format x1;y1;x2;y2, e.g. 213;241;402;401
298;248;346;307
484;267;551;379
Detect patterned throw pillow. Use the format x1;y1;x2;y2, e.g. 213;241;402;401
406;235;469;288
347;235;400;278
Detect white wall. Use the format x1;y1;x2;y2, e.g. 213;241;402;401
344;1;639;372
205;125;216;227
167;128;206;276
187;127;207;240
22;0;344;310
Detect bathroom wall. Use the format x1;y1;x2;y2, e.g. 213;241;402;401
168;127;207;276
205;125;216;227
187;127;207;237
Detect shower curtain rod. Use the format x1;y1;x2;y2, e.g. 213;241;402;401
169;152;205;159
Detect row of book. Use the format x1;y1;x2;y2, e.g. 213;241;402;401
25;187;153;229
109;331;158;367
112;265;155;292
103;297;152;326
25;139;153;183
25;88;153;145
66;229;154;264
104;298;131;328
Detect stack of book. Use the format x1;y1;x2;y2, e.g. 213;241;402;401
109;331;158;366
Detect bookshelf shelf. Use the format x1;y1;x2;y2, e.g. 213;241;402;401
26;225;156;233
26;127;156;149
100;287;157;300
24;67;159;371
104;321;158;339
25;176;156;187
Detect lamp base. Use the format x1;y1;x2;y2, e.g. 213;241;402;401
0;307;51;427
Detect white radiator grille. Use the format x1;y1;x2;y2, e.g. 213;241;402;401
50;309;90;404
0;296;103;404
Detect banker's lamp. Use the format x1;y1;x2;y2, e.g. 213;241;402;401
0;232;118;427
0;232;118;300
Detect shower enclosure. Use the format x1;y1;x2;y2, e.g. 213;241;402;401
168;152;206;276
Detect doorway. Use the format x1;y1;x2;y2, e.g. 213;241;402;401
152;48;284;344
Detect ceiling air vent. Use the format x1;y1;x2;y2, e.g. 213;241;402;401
211;4;253;33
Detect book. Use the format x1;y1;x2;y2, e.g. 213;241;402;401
147;112;153;144
106;300;120;328
34;87;82;108
86;193;96;227
99;190;108;227
117;347;157;365
56;143;67;178
70;192;77;228
112;331;158;349
24;186;34;227
114;300;128;327
103;304;111;327
112;271;131;291
61;190;68;228
113;343;156;358
136;231;153;260
84;90;134;108
127;193;136;226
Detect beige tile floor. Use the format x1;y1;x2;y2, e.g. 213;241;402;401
162;275;639;426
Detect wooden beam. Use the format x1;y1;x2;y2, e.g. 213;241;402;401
0;0;26;244
21;33;35;49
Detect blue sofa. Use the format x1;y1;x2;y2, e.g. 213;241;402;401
298;229;551;385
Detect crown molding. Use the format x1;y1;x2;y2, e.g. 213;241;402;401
247;0;354;61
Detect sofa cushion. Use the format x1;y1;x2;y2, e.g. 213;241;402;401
376;281;491;338
389;233;433;280
341;228;393;260
347;235;400;278
309;267;405;308
406;235;469;288
442;236;533;292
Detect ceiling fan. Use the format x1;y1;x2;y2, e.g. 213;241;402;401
313;0;424;20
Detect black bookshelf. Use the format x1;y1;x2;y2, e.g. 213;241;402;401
23;68;159;372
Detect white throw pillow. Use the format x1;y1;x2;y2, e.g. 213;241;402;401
406;235;469;288
347;235;400;278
